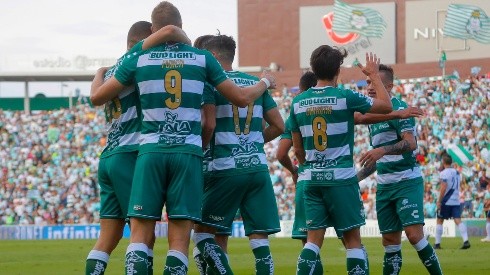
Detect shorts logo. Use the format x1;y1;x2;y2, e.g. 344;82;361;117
208;215;225;222
347;265;366;275
133;205;143;211
402;199;408;205
411;210;420;219
399;199;418;211
306;220;313;225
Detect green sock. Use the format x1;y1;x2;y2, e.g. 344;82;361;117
164;250;188;275
193;246;208;275
346;248;368;275
195;234;233;275
312;254;323;275
251;246;274;275
125;243;149;275
362;244;370;274
147;249;154;275
85;250;108;275
414;240;443;275
297;243;320;275
383;245;402;275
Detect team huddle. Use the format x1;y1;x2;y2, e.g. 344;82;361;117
85;2;457;275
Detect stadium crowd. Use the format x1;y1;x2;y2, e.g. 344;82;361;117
0;74;489;225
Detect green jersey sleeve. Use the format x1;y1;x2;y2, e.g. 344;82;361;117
114;51;140;86
393;99;415;135
345;89;374;114
202;83;216;105
262;91;277;112
281;116;293;140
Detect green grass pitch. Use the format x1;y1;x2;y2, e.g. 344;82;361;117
0;237;487;274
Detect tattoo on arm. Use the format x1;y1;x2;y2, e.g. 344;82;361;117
382;140;411;155
357;164;377;182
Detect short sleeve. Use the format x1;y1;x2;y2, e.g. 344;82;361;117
281;116;293;140
262;91;277;112
288;104;300;133
202;83;216;105
114;51;140;86
439;170;449;183
345;89;373;114
394;100;415;135
204;52;228;87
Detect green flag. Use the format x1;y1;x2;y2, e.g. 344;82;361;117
447;144;474;166
443;4;490;44
332;0;386;38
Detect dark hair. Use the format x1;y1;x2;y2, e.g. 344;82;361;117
202;35;236;64
299;71;317;92
310;45;347;81
127;21;152;49
379;64;394;84
151;1;182;30
442;154;453;165
193;35;214;49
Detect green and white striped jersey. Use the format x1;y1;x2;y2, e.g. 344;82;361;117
289;86;373;186
100;53;142;158
115;42;228;157
202;70;276;176
368;97;421;188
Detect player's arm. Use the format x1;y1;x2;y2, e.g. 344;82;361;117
356;164;377;182
292;132;306;165
358;53;392;114
437;179;448;210
201;104;216;148
359;131;417;168
277;138;298;184
142;25;191;50
215;71;275;108
263;107;285;143
354;107;424;125
90;69;126;106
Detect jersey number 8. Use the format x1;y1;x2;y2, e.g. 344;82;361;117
313;116;327;151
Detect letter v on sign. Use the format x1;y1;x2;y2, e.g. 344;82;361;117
322;12;359;45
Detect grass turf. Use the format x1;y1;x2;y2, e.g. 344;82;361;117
0;237;487;274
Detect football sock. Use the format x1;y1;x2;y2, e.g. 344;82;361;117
193;246;208;275
312;253;323;275
383;244;402;275
164;250;188;275
435;224;443;245
147;249;154;275
346;248;368;275
413;238;443;275
458;222;469;242
85;250;109;275
125;243;149;275
250;239;274;275
362;244;370;273
296;242;320;275
194;233;233;274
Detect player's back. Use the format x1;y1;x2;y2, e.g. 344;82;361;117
290;86;372;186
440;167;461;205
204;70;276;176
114;42;227;157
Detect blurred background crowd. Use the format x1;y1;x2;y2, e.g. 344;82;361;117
1;74;489;225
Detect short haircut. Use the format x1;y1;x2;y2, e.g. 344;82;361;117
127;21;152;48
310;45;347;81
193;35;214;49
299;71;317;92
151;1;182;30
202;35;236;64
379;64;394;84
442;154;453;165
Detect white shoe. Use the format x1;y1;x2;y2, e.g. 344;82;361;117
480;237;490;242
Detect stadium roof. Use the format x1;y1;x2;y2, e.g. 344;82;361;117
0;71;95;82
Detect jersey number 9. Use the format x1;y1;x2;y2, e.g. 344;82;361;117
164;70;182;109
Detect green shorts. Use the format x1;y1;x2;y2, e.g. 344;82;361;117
98;151;138;219
201;171;280;236
127;152;203;221
304;183;365;232
376;179;425;234
292;180;307;239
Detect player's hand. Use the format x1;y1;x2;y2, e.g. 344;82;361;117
398;106;424;119
260;70;276;89
436;202;441;210
357;52;380;77
360;148;384;168
96;66;110;76
292;166;299;185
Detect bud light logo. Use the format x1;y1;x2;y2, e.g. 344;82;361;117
322;12;359;45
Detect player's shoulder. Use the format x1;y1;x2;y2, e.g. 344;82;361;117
392;97;408;108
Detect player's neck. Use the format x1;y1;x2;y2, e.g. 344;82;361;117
316;79;335;88
221;63;233;71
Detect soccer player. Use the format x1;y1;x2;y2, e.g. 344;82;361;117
291;47;393;275
195;34;284;274
435;154;470;249
90;2;276;274
356;64;443;274
85;21;153;275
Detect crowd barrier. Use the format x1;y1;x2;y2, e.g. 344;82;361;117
0;219;486;240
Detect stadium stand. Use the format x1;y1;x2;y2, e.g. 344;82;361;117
0;74;489;225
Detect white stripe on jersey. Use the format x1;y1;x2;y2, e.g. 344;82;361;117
293;98;347;114
299;166;356;181
209;154;268;171
139;132;201;147
299;121;348;137
214;131;264;145
215;105;264;119
305;144;350;162
118;132;141;146
371;130;398;146
142;108;201;122
137;53;206;68
138;79;204;96
119;106;138;123
119;86;135;99
377;154;404;163
377;167;422;184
